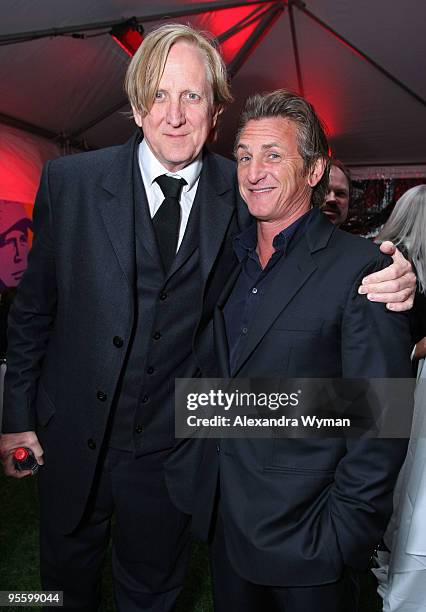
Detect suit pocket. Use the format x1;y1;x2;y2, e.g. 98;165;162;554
265;438;345;473
272;315;323;333
36;381;56;427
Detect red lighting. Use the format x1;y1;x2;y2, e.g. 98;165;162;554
111;21;144;56
198;3;271;65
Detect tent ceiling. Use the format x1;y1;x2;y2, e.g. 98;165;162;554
1;0;425;166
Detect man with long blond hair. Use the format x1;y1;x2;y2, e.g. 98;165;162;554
0;24;239;611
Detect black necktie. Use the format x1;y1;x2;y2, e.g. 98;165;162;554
153;175;187;272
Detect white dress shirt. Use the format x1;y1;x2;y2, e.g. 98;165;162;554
138;139;202;250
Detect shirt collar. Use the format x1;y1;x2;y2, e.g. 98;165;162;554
233;223;257;262
138;138;203;192
233;207;316;262
272;208;314;251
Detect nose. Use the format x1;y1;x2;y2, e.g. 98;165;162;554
325;191;335;203
246;158;267;184
13;239;23;263
166;97;185;127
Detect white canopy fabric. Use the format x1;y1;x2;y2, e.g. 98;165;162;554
1;0;425;203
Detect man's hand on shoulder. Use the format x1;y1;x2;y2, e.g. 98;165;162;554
358;241;416;312
0;431;44;478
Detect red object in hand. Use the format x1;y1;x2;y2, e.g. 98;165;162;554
13;447;39;473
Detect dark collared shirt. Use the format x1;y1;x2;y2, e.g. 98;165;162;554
224;208;316;373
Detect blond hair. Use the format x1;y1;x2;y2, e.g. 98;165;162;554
125;23;233;120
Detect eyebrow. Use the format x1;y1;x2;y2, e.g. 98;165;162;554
236;142;281;151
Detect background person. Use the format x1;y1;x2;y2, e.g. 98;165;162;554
320;159;416;309
320;158;351;227
377;184;426;370
374;184;426;612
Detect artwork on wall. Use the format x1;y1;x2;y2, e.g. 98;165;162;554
0;200;33;291
342;177;426;238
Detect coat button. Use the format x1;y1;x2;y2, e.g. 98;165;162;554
113;336;124;348
135;424;143;434
153;331;161;340
97;391;107;402
87;438;96;450
146;366;155;375
142;395;149;403
159;292;168;301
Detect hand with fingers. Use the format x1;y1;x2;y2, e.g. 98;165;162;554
0;431;44;478
358;241;416;311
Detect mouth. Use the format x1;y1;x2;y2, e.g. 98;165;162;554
249;187;275;194
321;207;338;219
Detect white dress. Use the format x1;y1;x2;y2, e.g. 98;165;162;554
374;358;426;611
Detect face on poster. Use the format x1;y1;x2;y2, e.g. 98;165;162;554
0;200;33;290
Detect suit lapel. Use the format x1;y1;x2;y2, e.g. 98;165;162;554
96;131;140;287
233;211;334;375
198;151;238;287
214;263;242;377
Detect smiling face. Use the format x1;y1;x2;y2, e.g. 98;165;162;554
236;117;325;230
321;164;350;226
132;40;219;172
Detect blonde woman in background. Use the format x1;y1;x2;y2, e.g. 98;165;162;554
374;184;426;611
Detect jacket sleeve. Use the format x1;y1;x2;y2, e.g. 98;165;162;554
330;254;413;569
2;161;57;433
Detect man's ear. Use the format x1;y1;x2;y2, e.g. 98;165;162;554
132;106;143;128
308;157;326;188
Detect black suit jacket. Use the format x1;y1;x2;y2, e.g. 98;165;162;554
2;132;249;533
192;210;412;586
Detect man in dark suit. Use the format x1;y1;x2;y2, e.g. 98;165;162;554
0;24;415;612
0;24;245;611
188;90;413;612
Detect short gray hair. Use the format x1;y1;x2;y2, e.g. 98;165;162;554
235;89;330;206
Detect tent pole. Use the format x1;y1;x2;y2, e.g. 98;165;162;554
216;4;268;44
70;101;130;140
228;3;284;78
294;3;426;109
0;0;278;44
0;112;56;140
288;1;304;96
0;112;90;151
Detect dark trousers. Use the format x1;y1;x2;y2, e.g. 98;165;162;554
39;448;191;611
210;510;360;612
